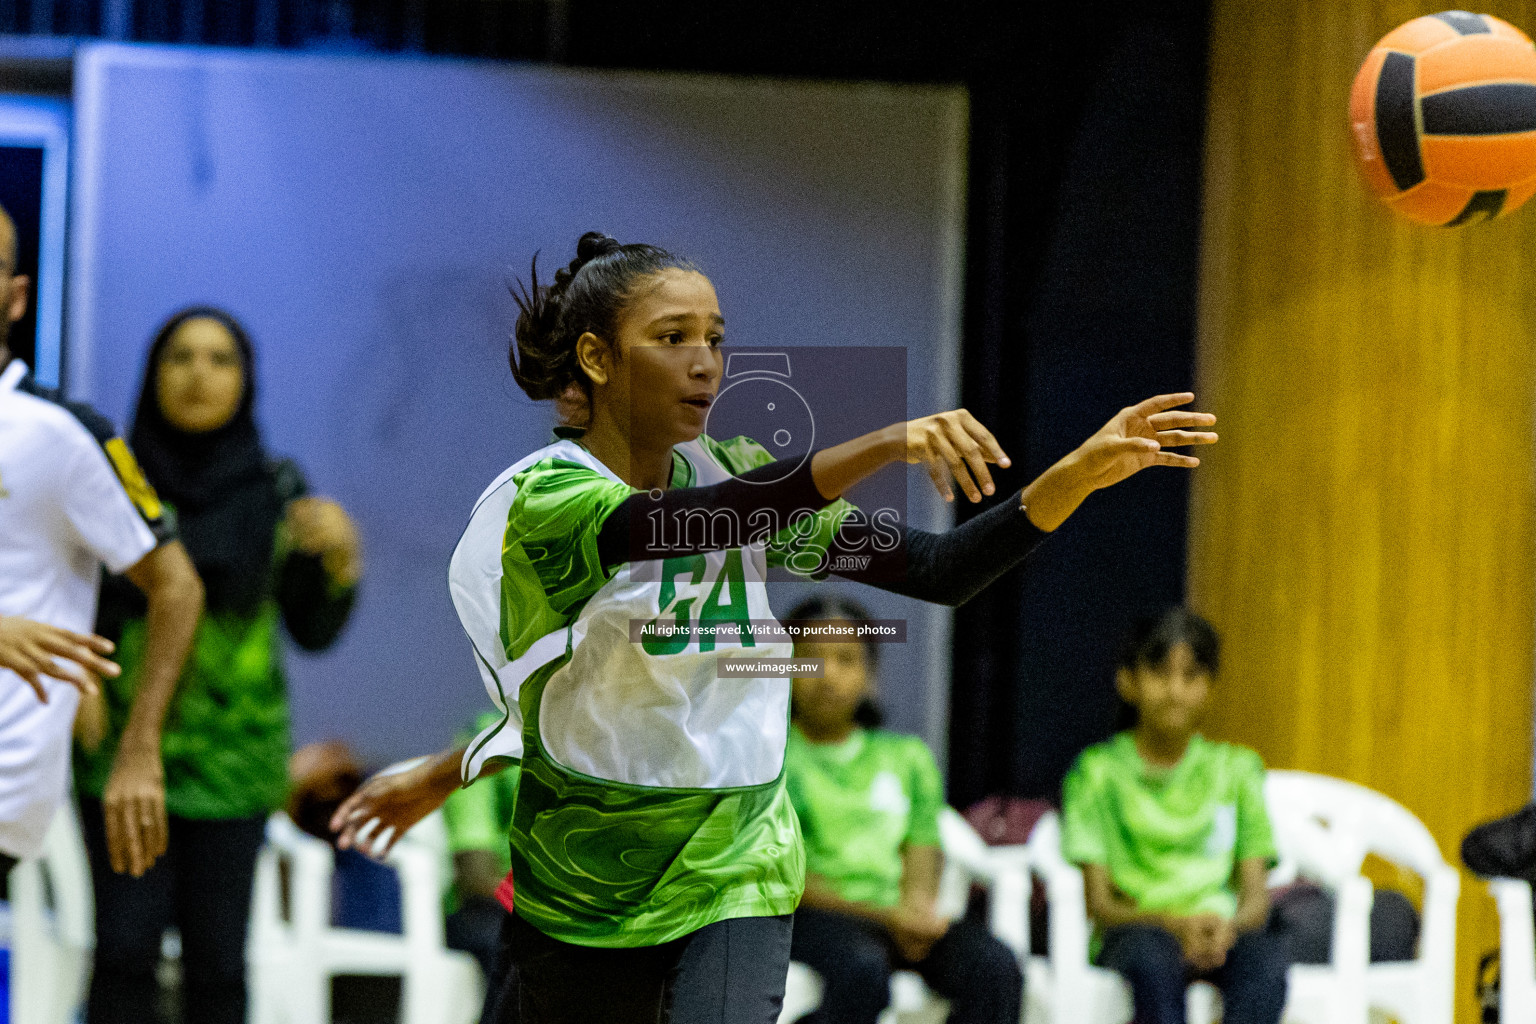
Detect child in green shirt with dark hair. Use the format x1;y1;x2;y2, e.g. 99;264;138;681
1062;607;1287;1024
784;594;1022;1024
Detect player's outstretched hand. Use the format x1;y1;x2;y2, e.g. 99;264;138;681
903;409;1011;503
1022;393;1217;532
330;755;454;861
1067;392;1217;492
0;615;119;703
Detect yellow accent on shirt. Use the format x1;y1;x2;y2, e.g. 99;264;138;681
103;438;163;520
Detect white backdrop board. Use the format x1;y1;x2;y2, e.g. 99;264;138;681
69;43;967;766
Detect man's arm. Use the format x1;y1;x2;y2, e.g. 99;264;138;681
105;540;202;877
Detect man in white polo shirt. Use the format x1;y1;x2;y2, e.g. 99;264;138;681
0;204;202;880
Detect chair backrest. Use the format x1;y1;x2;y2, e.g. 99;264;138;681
936;807;985;918
1265;770;1446;882
1026;811;1065;869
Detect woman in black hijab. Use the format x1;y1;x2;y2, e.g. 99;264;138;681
76;306;362;1024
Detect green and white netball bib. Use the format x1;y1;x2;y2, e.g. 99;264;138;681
448;433;851;947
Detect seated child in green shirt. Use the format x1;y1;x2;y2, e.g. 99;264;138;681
1061;607;1287;1024
783;594;1022;1024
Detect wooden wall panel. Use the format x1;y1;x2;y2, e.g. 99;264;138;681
1193;4;1536;1021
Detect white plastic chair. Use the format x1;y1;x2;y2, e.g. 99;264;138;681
248;810;483;1024
778;806;1030;1024
1267;770;1459;1024
1487;877;1536;1024
1026;770;1384;1024
7;800;94;1024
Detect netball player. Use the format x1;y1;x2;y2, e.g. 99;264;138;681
0;203;203;879
333;233;1216;1023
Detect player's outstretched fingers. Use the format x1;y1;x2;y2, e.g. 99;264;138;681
946;423;996;499
933;432;984;503
40;633;121;683
920;451;954;503
17;662;48;703
957;411;1011;469
1128;391;1197;417
330;790;374;849
1152;429;1218;448
1146;408;1216;431
1153;451;1202;469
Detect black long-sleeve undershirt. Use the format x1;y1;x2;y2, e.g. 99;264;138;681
594;450;1047;607
595;453;834;568
826;497;1047;607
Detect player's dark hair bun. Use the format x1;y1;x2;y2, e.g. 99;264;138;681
509;232;696;415
577;231;622;262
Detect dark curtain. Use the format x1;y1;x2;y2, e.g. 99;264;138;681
951;1;1210;806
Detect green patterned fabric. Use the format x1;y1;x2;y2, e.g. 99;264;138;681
76;526;354;820
507;663;804;947
1061;732;1276;920
698;434;856;576
76;602;292;819
488;433;848;948
785;726;944;908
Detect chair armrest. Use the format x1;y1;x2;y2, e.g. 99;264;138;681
1490;878;1536;1024
1037;855;1091;966
938;807;1002;880
264;813;337;941
1414;865;1460;1024
1027;817;1095;1024
1491;878;1535;961
1329;874;1372;975
986;846;1032;959
388;834;450;950
1419;865;1460;965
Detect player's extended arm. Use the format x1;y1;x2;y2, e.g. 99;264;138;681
104;540;202;877
596;408;1010;566
599;394;1212;574
330;744;508;860
829;393;1217;605
804;391;1212;522
1018;392;1216;531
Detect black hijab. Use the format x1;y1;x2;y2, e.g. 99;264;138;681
128;307;284;615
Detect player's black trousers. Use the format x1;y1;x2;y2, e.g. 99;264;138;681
488;909;792;1024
